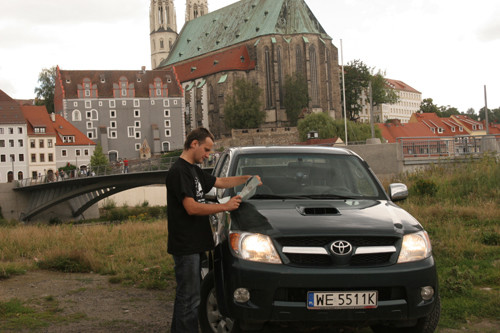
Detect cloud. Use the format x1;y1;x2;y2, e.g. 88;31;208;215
477;20;500;42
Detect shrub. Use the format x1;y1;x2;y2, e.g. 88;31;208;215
36;250;92;273
411;178;438;197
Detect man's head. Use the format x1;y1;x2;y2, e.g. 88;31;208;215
183;127;215;164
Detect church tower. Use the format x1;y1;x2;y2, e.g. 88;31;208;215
185;0;209;23
150;0;178;69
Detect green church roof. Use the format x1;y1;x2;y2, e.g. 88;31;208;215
161;0;331;67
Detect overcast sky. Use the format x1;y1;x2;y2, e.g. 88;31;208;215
1;0;498;112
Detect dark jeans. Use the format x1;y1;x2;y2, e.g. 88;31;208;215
171;253;201;333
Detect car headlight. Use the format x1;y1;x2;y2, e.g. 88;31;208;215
229;232;282;264
397;231;432;263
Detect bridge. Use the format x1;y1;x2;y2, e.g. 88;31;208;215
13;157;179;222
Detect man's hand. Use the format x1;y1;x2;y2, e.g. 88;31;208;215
224;195;242;211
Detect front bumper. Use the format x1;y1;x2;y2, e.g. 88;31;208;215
215;243;439;325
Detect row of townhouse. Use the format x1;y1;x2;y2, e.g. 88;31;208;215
377;112;500;157
0;89;95;183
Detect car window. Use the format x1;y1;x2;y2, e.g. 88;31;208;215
233;153;382;199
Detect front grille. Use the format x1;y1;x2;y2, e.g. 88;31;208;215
274;287;406;303
276;236;399;267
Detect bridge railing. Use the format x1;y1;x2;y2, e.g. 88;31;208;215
396;135;499;159
16;156;179;188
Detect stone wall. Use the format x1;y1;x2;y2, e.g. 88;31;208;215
215;127;300;149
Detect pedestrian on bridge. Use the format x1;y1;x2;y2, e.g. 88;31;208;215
165;127;260;333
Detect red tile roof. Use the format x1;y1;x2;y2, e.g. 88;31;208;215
21;104;95;146
377;121;437;143
385;79;421;94
410;112;463;136
52;114;96;146
166;44;256;82
0;89;26;124
21;105;57;136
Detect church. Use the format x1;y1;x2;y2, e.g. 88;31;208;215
151;0;342;139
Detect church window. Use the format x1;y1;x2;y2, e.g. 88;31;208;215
326;49;333;110
309;45;319;106
264;47;273;108
194;4;199;18
296;45;303;74
277;47;284;108
169;39;173;50
160;39;164;49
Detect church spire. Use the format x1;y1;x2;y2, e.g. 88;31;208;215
150;0;178;69
185;0;209;23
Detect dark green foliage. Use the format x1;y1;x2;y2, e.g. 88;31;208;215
297;113;383;142
36;251;92;273
224;78;265;129
284;72;309;126
481;230;500;246
34;66;57;114
411;179;438;197
441;266;474;297
90;144;111;175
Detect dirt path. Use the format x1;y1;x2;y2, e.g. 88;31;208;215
0;271;173;332
1;271;498;332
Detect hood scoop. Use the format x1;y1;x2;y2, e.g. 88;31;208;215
297;205;340;216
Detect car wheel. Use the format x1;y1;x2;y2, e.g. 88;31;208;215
371;296;441;333
200;270;241;333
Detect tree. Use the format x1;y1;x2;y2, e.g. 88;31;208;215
298;112;383;143
341;60;398;121
370;71;398;107
342;60;371;120
90;144;111;175
224;78;265;129
479;107;500;123
419;98;440;114
297;112;337;141
34;66;57;114
284;72;309;126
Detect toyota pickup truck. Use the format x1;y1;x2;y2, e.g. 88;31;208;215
200;146;440;333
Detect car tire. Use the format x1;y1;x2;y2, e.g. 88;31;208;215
200;270;241;333
371;296;441;333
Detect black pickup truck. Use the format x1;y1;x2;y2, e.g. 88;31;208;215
200;146;440;333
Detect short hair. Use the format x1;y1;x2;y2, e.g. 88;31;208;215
184;127;215;150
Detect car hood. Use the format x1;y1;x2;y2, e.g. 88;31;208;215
229;199;423;237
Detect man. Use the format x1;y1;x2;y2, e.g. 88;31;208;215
166;127;258;333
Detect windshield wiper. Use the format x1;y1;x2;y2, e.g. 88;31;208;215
250;194;310;200
303;194;361;199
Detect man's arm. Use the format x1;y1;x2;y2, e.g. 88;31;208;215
214;175;261;189
183;196;241;216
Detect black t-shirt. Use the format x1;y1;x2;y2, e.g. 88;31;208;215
166;158;217;255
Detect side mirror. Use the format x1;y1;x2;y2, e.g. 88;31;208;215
389;183;408;202
205;187;218;202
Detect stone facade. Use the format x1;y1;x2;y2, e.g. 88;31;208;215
160;0;342;140
55;67;185;161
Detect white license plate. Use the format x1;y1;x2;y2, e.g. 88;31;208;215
307;291;378;309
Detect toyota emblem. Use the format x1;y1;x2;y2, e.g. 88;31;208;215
331;240;353;255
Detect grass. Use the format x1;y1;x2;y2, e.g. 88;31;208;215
0;154;499;331
393;154;500;329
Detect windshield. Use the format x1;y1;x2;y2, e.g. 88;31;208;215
233;153;384;200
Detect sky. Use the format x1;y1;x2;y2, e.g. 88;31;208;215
1;0;499;112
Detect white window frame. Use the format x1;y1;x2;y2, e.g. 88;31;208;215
85;100;91;108
108;129;117;139
135;121;141;128
110;110;116;118
122;100;127;106
165;120;171;127
86;122;93;129
135;131;141;139
134;99;140;107
163;99;169;107
127;126;135;138
165;129;171;137
134;109;140;118
164;109;170;117
110;121;117;128
109;100;116;108
73;102;78;107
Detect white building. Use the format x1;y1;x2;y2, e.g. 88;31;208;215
358;79;422;124
0;90;29;182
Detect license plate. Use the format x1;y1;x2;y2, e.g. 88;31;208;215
307;291;378;309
